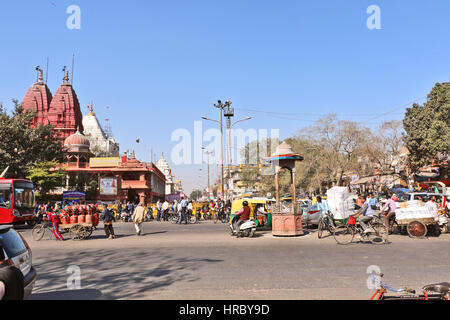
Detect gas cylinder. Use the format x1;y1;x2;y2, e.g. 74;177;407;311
93;213;99;227
60;214;69;224
78;214;86;224
85;214;93;225
70;215;78;224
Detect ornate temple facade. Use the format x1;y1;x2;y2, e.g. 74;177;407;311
22;70;116;157
156;153;176;196
22;71;83;140
58;131;165;203
82;104;119;157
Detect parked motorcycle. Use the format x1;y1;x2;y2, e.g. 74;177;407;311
120;211;132;222
438;209;449;234
229;215;257;238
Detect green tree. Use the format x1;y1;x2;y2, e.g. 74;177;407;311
26;160;65;200
403;82;450;170
0;100;64;178
190;189;202;201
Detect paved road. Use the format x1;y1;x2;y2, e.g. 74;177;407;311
15;220;450;300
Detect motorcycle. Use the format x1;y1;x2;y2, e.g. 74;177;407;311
438;209;449;234
229;214;257;238
120;211;132;222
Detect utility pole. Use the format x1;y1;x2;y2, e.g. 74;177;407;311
224;101;234;201
202;147;211;200
213;100;225;200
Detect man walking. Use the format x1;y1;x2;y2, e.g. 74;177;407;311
178;197;188;224
100;204;116;239
162;200;169;221
156;200;162;221
132;202;146;236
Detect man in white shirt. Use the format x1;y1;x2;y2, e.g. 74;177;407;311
178;197;188;224
156;200;162;221
162;200;169;221
426;196;439;219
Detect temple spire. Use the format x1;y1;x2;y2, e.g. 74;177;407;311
89;102;94;115
64;70;70;83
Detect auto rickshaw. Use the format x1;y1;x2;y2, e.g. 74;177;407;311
230;198;275;228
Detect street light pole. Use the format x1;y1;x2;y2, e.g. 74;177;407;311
213;100;225;200
202;147;211;201
202;102;252;202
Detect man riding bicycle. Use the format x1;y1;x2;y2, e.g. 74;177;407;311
352;195;373;234
381;194;398;232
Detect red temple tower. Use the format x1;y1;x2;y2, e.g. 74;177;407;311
21;68;53;127
47;71;84;141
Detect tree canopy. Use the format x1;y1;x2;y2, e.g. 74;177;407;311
0;100;64;179
403;82;450;170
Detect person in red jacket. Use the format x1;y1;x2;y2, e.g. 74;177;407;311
48;205;64;241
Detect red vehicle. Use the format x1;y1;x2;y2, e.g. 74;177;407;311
0;178;36;225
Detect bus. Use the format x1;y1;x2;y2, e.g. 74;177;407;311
0;178;36;225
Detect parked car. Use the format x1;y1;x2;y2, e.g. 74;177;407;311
0;225;36;299
302;204;322;226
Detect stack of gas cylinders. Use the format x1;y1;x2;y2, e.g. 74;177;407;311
60;204;99;227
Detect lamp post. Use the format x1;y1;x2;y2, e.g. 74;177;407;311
201;147;211;201
202;101;252;201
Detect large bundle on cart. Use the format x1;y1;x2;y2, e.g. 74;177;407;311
396;201;440;238
326;187;355;220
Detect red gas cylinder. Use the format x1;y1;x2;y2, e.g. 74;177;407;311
70;215;78;224
85;214;93;225
93;213;99;227
78;214;86;224
60;214;69;224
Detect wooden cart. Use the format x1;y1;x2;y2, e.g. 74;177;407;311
60;223;94;240
397;217;439;238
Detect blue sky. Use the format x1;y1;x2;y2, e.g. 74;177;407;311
1;0;449;194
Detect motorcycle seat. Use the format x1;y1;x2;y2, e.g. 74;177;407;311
422;282;450;294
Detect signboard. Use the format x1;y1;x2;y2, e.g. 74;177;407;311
89;157;120;168
100;177;117;195
62;191;86;205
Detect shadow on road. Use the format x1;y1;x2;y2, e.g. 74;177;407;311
29;289;105;300
31;248;223;299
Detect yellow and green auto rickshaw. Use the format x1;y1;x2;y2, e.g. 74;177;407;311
230;198;276;228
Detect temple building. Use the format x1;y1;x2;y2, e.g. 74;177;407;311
82;104;120;157
57;131;165;203
22;70;83;141
21;69;52;127
156;153;176;195
22;69;117;156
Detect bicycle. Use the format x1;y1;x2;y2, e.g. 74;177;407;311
32;221;57;241
370;272;449;300
317;213;336;239
333;214;388;245
214;209;227;224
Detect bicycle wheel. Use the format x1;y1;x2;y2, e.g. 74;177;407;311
318;217;325;239
189;215;197;224
333;225;354;245
170;215;178;224
32;224;45;241
214;214;218;224
369;218;389;244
